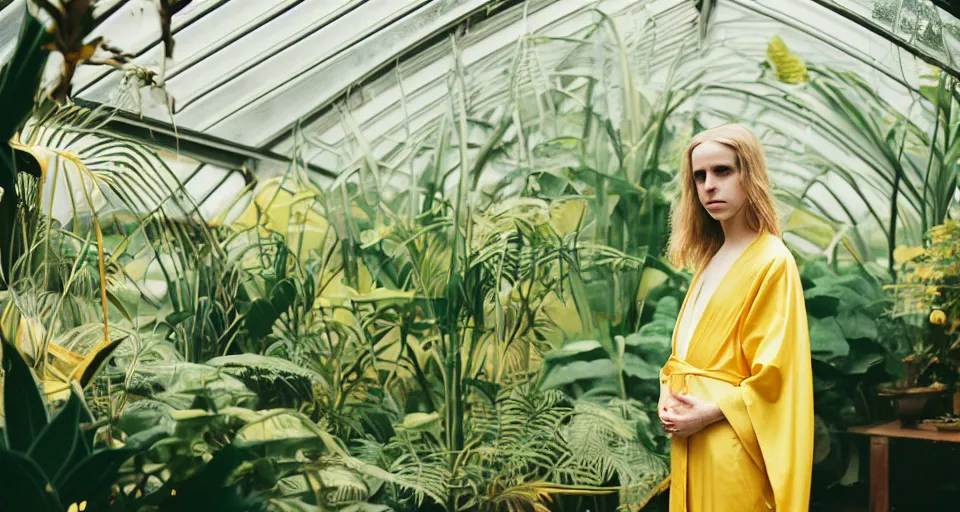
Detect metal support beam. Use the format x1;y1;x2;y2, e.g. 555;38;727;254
72;98;337;179
807;0;960;82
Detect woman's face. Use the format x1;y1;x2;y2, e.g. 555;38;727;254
690;140;747;223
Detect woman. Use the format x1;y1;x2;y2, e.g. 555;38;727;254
657;124;814;511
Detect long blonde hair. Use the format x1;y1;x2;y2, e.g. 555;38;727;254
667;124;781;271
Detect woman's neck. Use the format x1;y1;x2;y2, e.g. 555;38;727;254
719;208;759;247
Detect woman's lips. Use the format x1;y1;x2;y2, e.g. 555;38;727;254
705;200;725;210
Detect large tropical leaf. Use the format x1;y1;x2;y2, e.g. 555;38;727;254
27;390;85;484
1;337;49;451
206;353;326;406
0;9;49;284
0;449;61;512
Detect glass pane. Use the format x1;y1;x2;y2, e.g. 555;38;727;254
205;0;504;147
77;0;355;118
70;0;223;90
274;0;687;167
88;0;427;134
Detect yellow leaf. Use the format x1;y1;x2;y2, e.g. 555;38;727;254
637;267;669;301
15;315;46;365
549;198;588;235
784;208;835;249
352;287;416;305
400;412;441;430
893;245;925;264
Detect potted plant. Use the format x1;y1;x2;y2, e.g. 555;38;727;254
881;220;960;426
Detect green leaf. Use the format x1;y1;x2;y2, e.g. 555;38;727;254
266;497;322;512
75;335;126;389
533;171;570;196
0;9;49;282
837;309;878;341
809;316;850;364
0;449;60;512
803;286;841;318
541;359;618;389
352;288;416;305
205;354;324;383
154;444;258;512
206;353;324;405
804;280;873;318
117;399;175;436
543;340;607;363
28;391;84;485
1;339;49;452
400;412;441;431
463;377;500;405
843;339;887;375
270;279;298;315
621;353;661;380
124;425;171;450
234;411;330;457
58;447;139;509
317;466;370;505
622;331;672;367
76;389;98;450
0;10;49;143
341;504;393;512
821;274;877;298
813;415;831;465
246;298;278;339
106;289;135;323
800;260;835;283
124;361;257;409
164;310;193;327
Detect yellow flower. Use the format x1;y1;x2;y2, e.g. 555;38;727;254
925;285;941;297
930;309;947;325
767;36;809;84
913;266;936;280
893;245;925;264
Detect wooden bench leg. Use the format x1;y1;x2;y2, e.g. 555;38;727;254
870;436;889;512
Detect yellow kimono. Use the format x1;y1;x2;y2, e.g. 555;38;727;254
660;233;814;511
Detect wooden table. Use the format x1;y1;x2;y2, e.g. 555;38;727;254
847;421;960;511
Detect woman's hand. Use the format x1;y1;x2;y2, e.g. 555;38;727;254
657;383;682;430
659;392;724;438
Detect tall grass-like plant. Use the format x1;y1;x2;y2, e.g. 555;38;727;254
286;4;700;507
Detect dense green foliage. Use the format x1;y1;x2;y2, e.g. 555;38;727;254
1;2;958;511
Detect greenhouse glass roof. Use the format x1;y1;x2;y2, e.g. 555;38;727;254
1;0;959;259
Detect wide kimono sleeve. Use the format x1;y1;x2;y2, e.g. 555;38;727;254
715;253;814;511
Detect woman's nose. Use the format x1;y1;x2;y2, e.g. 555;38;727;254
704;175;718;190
